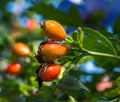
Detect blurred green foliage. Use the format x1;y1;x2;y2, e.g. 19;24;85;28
0;0;120;102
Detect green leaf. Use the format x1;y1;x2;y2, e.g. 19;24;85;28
80;55;94;64
71;30;78;41
28;2;82;26
97;97;109;102
104;87;120;99
64;36;79;50
56;76;90;99
38;85;54;100
0;88;11;96
97;97;120;102
77;27;84;49
10;96;26;102
19;84;33;96
115;44;120;52
82;27;117;55
67;27;84;50
67;6;83;26
77;27;84;43
71;28;84;43
57;93;69;101
1;80;18;87
111;77;120;89
103;77;120;99
99;30;113;38
85;11;104;27
0;25;10;50
113;16;120;34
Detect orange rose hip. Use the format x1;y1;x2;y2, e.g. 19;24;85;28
40;20;66;41
12;42;30;57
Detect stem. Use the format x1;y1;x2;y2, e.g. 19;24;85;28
85;50;120;60
77;33;81;49
77;27;83;49
65;37;73;44
69;96;76;102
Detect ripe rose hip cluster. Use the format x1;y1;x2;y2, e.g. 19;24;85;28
6;20;37;75
35;20;68;93
5;42;31;75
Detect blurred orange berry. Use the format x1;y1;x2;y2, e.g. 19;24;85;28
12;42;31;57
6;63;21;75
12;23;20;31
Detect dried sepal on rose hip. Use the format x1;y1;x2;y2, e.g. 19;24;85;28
40;20;66;41
12;42;31;57
36;63;61;82
35;41;68;63
35;63;61;94
5;63;21;75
